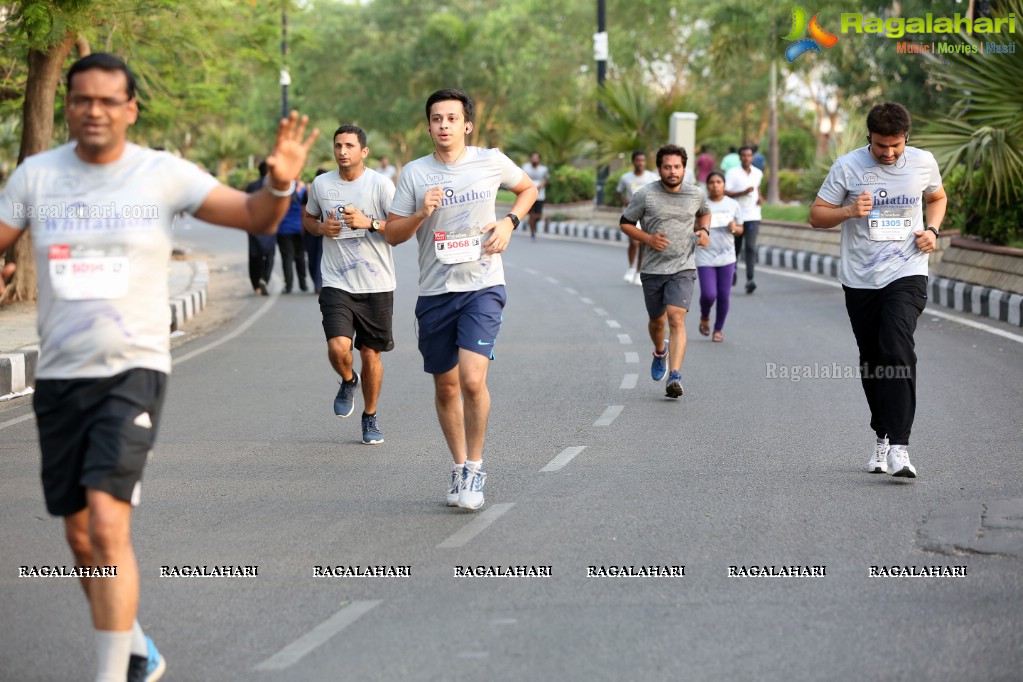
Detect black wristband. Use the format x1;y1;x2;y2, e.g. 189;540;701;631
926;226;939;238
505;213;520;229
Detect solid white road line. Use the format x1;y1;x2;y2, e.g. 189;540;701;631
541;446;588;472
437;503;516;548
0;412;34;432
253;600;383;670
594;405;624;426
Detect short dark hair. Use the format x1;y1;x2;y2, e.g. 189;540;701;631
867;102;912;137
333;124;367;148
631;150;646;162
705;170;726;185
656;144;688;168
257;160;268;176
426;88;474;123
739;145;754;156
67;53;137;100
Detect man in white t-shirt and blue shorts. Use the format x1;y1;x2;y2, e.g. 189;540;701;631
386;88;537;511
810;102;947;479
304;125;395;445
521;151;549;240
0;54;317;682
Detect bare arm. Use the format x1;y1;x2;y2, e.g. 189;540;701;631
620;218;668;251
809;191;872;229
0;222;22;296
385;186;445;246
194;112;319;234
912;185;948;254
481;174;538;254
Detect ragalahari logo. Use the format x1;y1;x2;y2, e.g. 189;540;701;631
784;7;839;61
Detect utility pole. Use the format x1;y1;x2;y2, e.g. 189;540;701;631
280;2;290;120
594;0;608;206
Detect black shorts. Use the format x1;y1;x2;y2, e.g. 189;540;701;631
529;200;544;216
319;287;395;352
641;270;697;319
34;368;167;516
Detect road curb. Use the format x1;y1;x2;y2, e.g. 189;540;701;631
170;261;210;332
537;220;1023;328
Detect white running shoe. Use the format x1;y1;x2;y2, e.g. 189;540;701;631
446;466;462;507
886;445;917;478
624;267;637;283
868;438;889;473
632;271;643;286
457;464;487;510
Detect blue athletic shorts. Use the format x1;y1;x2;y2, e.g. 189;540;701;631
415;285;506;375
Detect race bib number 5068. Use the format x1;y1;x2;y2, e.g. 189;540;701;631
434;231;482;264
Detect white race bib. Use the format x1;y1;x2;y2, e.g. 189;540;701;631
867;207;913;241
710;212;731;229
434;229;482;265
48;244;129;300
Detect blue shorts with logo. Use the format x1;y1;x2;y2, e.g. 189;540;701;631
415;285;506;375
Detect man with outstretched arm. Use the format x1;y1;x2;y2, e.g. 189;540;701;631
385;88;536;511
0;53;317;682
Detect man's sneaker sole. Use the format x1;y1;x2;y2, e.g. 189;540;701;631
334;373;360;418
362;435;384;444
457;495;485;511
665;382;683;398
147;656;167;682
890;464;917;478
868;462;888;473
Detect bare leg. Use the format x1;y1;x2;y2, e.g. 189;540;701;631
359;347;382;413
327;336;355;382
666;305;688;372
648;313;667;354
433;367;466;465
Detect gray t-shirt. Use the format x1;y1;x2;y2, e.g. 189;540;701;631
390;147;524;296
617;170;659;203
622;182;710;275
817;146;941;289
305;168;396;294
695;196;741;268
521;162;549;201
0;142;218;379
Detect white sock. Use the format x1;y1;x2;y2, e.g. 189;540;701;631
465;460;483;472
131;619;147;657
95;630;132;682
453;462;464;472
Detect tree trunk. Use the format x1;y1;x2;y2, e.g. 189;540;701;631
1;38;74;305
767;58;780;204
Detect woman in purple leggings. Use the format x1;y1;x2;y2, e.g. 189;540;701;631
695;171;742;342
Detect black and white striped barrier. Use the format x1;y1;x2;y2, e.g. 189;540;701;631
169;261;209;332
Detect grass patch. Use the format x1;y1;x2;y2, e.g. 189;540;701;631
762;203;810;223
497;189;516;203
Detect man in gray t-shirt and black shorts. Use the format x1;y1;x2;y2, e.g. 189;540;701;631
0;53;316;682
810;102;946;479
304;125;395;445
621;144;710;399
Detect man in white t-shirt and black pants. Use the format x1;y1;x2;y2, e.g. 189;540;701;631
386;88;537;511
617;150;660;285
0;54;317;682
810;102;947;478
521;151;549;240
304;125;396;445
725;145;764;294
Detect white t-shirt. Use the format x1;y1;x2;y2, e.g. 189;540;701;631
695;196;741;268
390;147;524;296
818;145;942;289
617;170;659;203
379;164;397;182
521;162;549;202
305;168;396;294
725;165;764;222
0;142;218;379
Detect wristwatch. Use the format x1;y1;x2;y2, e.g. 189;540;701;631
505;213;520;229
369;219;381;233
925;226;940;238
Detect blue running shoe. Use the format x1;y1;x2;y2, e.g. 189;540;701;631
457;464;487;510
665;370;683;398
361;413;384;444
127;636;166;682
333;372;360;418
651;342;669;381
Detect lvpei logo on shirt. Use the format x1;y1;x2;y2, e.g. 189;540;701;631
784;7;839;62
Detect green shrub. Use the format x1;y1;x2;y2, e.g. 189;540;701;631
547;165;595;204
224;168;255;190
778;128;816;170
602;168;629;207
942;164;1023;245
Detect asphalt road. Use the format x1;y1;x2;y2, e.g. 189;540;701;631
2;224;1022;681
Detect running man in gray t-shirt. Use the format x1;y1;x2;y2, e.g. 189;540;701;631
0;53;317;682
810;102;947;479
621;144;710;399
386;88;536;512
304;125;396;445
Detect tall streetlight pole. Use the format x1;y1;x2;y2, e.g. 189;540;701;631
594;0;608;206
280;2;290;120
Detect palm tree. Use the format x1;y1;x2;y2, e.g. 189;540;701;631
914;0;1023;208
